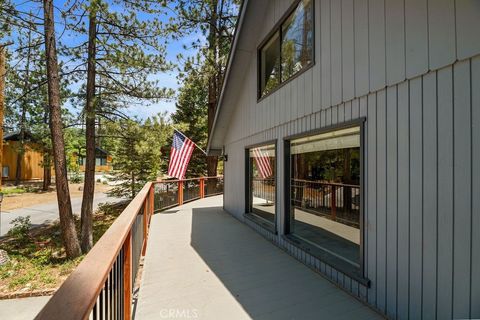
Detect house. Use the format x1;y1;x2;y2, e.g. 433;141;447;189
208;1;480;319
2;131;46;181
74;147;113;173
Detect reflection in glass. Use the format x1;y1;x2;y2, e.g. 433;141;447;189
249;144;276;225
281;0;313;81
260;32;281;97
290;127;361;267
258;0;313;97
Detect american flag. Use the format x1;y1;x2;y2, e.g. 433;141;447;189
252;147;273;179
168;131;195;179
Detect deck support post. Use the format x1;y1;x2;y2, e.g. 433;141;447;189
123;231;132;320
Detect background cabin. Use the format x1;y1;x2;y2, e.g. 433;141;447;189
74;147;113;173
2;132;46;182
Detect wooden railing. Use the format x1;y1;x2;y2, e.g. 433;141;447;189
153;176;224;211
35;176;223;320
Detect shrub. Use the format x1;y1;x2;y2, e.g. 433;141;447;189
70;171;83;183
7;216;31;244
33;249;53;266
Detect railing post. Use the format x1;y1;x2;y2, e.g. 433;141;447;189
178;181;184;206
142;199;148;256
200;178;205;198
149;183;154;221
123;231;132;320
331;185;337;221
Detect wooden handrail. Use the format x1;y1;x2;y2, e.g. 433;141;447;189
35;182;153;320
36;177;224;319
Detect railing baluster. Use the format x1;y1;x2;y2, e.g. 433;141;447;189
123;231;132;320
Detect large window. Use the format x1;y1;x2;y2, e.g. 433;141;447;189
259;0;314;98
246;144;276;230
287;126;362;271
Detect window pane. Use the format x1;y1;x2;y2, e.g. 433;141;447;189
260;32;281;97
249;144;276;225
281;0;313;82
290;126;361;268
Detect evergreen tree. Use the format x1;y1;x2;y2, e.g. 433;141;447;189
106;115;171;199
43;0;82;258
62;0;174;252
170;60;209;177
164;0;239;183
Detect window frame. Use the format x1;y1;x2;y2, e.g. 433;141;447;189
283;118;368;285
244;140;278;234
257;0;316;101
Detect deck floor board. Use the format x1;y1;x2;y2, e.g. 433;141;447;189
134;196;383;320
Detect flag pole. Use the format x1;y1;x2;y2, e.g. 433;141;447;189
173;127;207;155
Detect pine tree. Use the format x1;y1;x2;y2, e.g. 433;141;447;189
43;0;82;258
170;60;209;177
164;0;239;185
106;116;170;199
62;0;174;252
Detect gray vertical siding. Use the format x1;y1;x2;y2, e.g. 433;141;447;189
221;0;480;319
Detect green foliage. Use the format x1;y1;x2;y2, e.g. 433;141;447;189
106;115;171;199
70;171;84;184
164;0;240;177
1;187;27;195
63;0;174;122
64;127;86;172
7;216;31;245
168;61;209;177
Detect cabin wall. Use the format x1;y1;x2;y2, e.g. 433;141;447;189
2;142;45;181
222;0;480;319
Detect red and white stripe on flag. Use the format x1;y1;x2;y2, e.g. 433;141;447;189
252;147;273;179
167;131;195;179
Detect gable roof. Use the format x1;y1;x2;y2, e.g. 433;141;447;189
207;0;270;155
3;131;36;142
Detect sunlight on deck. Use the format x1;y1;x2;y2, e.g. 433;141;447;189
134;196;382;320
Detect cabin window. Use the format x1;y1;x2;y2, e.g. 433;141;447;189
286;126;362;271
2;166;9;178
96;157;107;166
246;143;276;231
258;0;314;98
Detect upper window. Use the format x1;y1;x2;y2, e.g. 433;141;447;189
259;0;314;98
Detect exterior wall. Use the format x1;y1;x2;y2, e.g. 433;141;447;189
74;155;113;172
2;141;45;181
222;0;480;319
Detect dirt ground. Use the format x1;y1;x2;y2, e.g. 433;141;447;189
2;183;112;211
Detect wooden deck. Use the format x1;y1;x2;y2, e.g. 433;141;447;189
134;196;383;320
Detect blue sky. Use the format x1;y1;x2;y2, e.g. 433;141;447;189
8;0;204;119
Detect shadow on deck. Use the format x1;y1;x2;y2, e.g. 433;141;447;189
134;196;382;320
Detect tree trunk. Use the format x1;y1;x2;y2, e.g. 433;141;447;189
15;110;27;185
15;29;33;186
0;47;6;188
131;172;135;199
206;0;219;193
80;8;97;253
43;0;81;258
42;153;52;191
